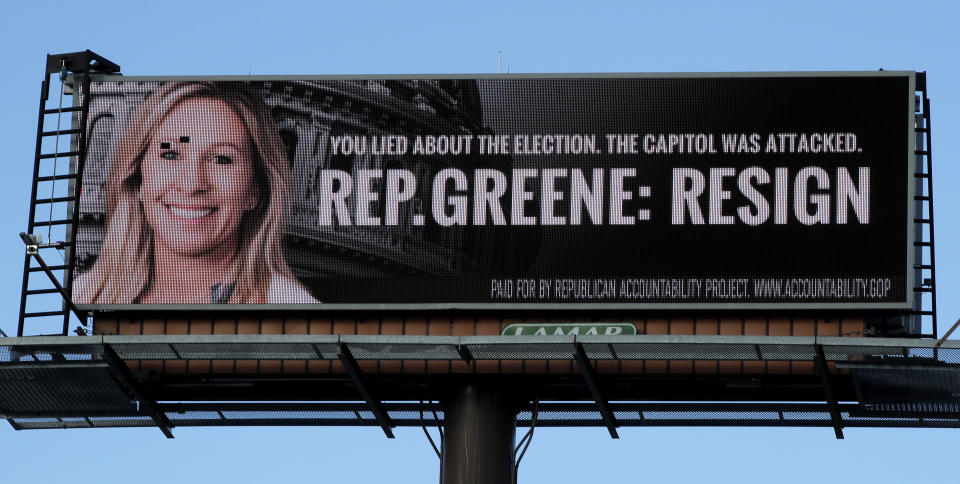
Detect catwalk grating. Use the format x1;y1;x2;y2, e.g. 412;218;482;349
2;335;960;432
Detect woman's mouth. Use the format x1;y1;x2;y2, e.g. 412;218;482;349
166;205;216;220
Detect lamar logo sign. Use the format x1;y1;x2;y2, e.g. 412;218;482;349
500;323;637;336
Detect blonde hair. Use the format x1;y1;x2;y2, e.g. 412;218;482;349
77;81;293;304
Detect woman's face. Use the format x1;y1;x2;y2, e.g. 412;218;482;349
139;96;258;258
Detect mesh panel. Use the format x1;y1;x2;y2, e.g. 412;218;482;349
0;363;135;415
853;367;960;414
904;347;936;360
85;416;156;427
611;343;759;360
757;344;815;361
9;416;152;429
467;342;573;359
580;343;616;360
112;343;179;360
10;417;92;429
347;343;460;360
0;344;99;364
781;411;831;421
167;411;223;422
845;414;916;423
171;343;322;359
823;345;911;362
935;348;960;365
226;410;361;421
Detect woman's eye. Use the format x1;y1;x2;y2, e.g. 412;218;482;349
213;155;234;165
160;150;179;160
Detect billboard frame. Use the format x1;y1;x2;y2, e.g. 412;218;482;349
73;70;919;313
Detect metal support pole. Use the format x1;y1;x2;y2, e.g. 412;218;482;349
573;343;619;438
813;344;844;439
338;343;394;438
441;384;520;484
102;344;174;438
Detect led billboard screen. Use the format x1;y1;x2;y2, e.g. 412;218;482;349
72;72;915;309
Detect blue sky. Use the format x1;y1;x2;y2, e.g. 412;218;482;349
1;1;958;482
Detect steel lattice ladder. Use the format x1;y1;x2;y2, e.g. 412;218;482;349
912;72;938;338
16;51;120;336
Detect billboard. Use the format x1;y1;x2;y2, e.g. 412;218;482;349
72;72;916;310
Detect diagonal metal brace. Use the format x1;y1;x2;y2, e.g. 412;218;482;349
101;344;174;438
814;344;844;439
419;400;442;460
573;342;619;438
935;316;960;349
338;343;395;438
20;236;88;323
456;343;474;363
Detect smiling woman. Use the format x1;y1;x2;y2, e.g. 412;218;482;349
74;82;318;304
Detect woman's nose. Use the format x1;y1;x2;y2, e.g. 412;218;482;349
177;155;209;193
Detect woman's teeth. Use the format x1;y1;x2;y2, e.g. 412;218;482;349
167;206;215;219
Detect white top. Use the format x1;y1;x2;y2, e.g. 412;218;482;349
267;275;321;304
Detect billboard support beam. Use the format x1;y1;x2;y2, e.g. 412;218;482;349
44;50;120;76
513;398;539;483
101;344;174;438
814;344;844;439
337;342;395;438
573;342;619;439
419;400;443;459
441;384;520;484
